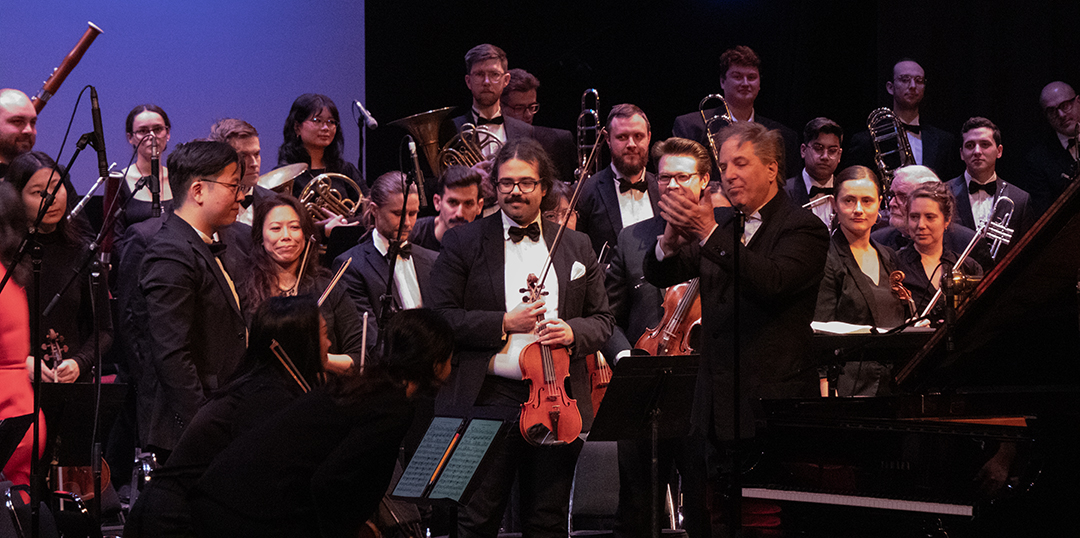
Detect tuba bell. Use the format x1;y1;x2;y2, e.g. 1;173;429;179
298;173;365;221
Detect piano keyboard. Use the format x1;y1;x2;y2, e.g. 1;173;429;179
742;487;974;517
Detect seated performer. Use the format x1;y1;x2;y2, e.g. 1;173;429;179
334;171;436;349
278;93;367;201
124;295;328;538
896;182;983;324
6;151;111;383
137;140;248;460
429;138;613;537
190;308;453;538
241;193;364;374
785;117;844;228
1021;81;1080;216
814;165;908;396
208;118;270;227
408;164;485;252
0;89;37;177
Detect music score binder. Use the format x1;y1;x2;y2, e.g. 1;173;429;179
391;416;507;505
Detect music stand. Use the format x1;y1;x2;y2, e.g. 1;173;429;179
589;355;699;538
0;414;35;472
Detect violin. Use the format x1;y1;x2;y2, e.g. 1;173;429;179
635;278;702;356
518;274;582;446
42;328;68;372
584;352;612;417
889;270;917;320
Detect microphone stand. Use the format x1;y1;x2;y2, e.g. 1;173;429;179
727;209;746;536
376;172;417;351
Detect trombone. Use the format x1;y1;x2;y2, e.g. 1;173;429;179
698;94;734;165
576;89;601;180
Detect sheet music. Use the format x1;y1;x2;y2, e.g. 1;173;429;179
392;416;461;498
429;419;502;501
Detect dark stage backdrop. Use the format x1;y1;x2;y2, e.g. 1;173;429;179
365;0;1079;185
2;0;366;195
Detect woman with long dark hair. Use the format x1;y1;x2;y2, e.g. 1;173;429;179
117;104;173;234
125;295;329;538
277;93;368;203
6;150;110;383
191;308;454;538
240;193;364;374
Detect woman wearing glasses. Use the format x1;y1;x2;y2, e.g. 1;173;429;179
277;93;368;205
118;104;173;235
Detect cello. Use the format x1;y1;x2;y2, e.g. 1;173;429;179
635;278;702;356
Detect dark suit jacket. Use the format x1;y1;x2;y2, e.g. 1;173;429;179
1020;132;1078;216
332;238;437;349
672;110;801;178
814;231;907;326
644;189;828;440
444;111;534;147
576;167;660;258
871;222;993;270
533;125;577;183
428;212;615;431
137;214;249;451
602;215;667;359
945;175;1035;263
842;123;959;180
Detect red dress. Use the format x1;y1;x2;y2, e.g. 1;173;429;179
0;269;45;486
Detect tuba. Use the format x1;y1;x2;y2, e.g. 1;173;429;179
388;107;456;176
867;107;915;189
699;94;734;165
298;173;364;221
575;89;601;180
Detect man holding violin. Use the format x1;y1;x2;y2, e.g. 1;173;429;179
644;122;828;536
429;137;613;538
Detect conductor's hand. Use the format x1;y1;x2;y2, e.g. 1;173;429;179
537;318;574;347
504;299;546;334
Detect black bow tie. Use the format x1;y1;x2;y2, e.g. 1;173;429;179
969;180;997;196
475;116;504;126
208;242;228;257
241;193;254;209
901;122;922;134
808;185;833;198
508;222;541;243
618;178;648;194
386;242;412;260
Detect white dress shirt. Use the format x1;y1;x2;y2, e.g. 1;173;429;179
801;169;835;227
611;164;654;228
965;170;999;231
372;228;422;309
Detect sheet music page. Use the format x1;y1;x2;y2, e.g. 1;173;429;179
429;419;502;501
392;416;461;498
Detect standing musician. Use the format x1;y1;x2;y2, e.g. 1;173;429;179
334;171;437;351
443;44;534;154
576;104;660;258
0;89;37;177
785;117;844;228
644;122;827;534
429;138;613;537
117;104;173;236
604;137;712;538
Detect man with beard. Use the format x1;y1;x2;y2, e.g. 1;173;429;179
1021;81;1080;216
785;117;844;228
576;104;660;258
0;89;36;178
842;59;958;179
443;44;533;158
408;164;484;251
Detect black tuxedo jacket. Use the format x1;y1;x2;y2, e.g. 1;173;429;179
533;125;577;183
842;123;959;180
784;173;812;207
945;175;1035;263
576;167;660;258
814;231;907;326
1020;132;1078;216
443;111;534;148
644;189;828;440
602;215;666;359
428;212;614;430
672;110;801;178
137;214;250;450
332;238;437;348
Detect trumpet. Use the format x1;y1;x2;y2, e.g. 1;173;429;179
867;107;915;190
298;173;365;221
575;89;601;180
698;94;734;165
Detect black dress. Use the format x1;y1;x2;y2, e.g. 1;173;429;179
896;244;983;325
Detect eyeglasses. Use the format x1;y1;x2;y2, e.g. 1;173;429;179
505;103;540;115
658;172;700;185
133;125;168;137
496;178;540;193
810;143;841;158
470;70;506;82
306;117;339;129
894;75;926;86
1044;95;1078;118
886;190;909;203
201;178;243;196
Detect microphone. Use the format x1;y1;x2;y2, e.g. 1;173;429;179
149;134;161;217
407;136;428;208
69;166;119;222
90;86;109;184
354;100;378;130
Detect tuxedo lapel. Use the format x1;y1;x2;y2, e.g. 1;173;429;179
482;214;507;307
542;220;573;314
596;172;623;237
950;178;976;229
645;172;661;216
176;218;243;321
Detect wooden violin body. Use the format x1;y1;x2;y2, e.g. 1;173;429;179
585;352;612;417
635;279;702;356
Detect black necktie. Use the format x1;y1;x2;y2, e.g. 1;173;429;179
241;194;254;209
901;122;922;134
475;116;504;126
618;178;647;194
968;180;997;196
386;242;412;260
508;222;541;243
808;185;833;197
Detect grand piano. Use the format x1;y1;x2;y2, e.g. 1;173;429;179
743;177;1080;536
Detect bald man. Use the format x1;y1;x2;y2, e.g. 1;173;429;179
1021;81;1080;215
0;89;37;177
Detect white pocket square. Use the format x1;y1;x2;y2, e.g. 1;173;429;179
571;261;586;281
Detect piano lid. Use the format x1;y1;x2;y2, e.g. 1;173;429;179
897;173;1080;392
